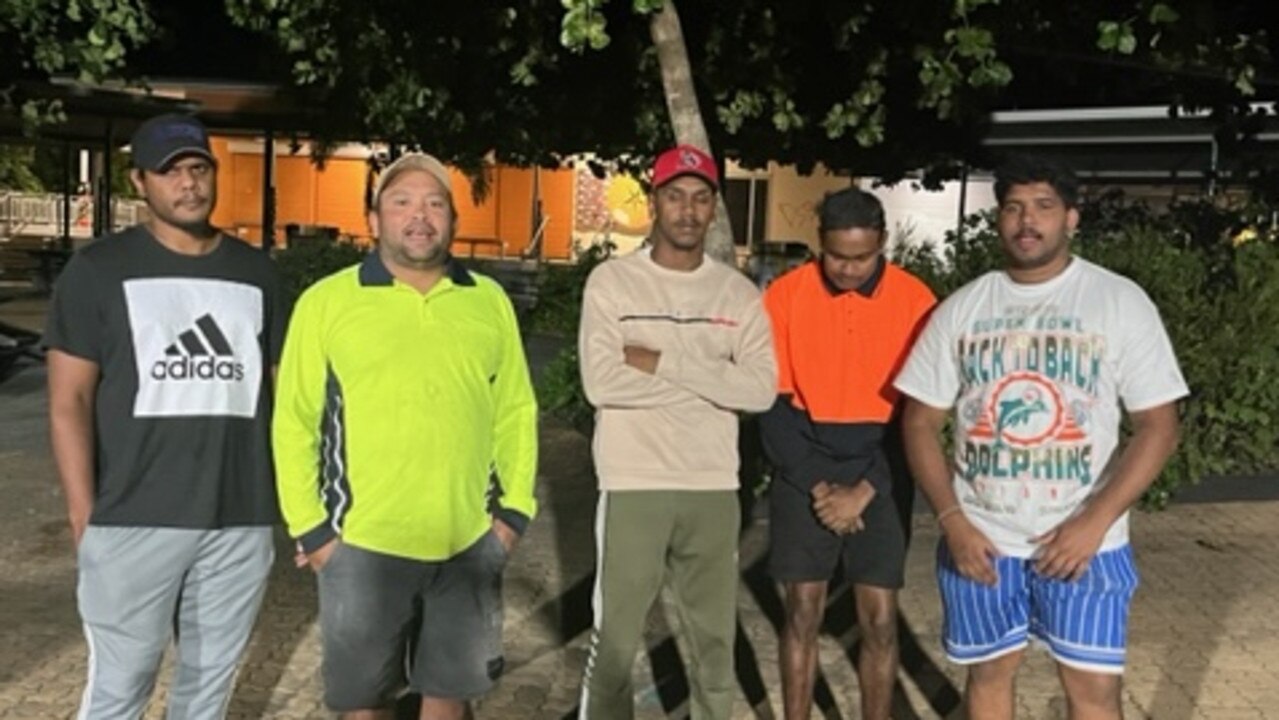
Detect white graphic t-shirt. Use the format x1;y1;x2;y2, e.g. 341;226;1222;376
894;258;1188;557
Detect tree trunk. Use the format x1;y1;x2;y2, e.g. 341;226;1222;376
649;0;736;266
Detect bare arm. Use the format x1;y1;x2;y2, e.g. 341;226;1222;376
1033;402;1180;579
901;397;999;585
47;350;99;548
900;398;959;522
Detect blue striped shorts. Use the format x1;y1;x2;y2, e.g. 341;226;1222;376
936;542;1139;674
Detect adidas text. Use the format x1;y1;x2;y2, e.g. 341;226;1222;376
151;356;246;382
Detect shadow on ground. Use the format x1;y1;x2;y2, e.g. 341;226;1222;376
525;416;964;720
227;532;322;717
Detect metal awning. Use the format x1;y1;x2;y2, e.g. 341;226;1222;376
0;80;197;145
0;78;316;251
983;104;1279;185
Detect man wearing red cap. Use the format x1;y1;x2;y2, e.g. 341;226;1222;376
575;144;777;719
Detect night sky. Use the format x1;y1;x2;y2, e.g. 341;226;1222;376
128;2;289;83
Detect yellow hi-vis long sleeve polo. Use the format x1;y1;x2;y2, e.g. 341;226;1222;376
273;253;538;561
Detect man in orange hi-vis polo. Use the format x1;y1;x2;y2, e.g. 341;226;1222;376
760;187;936;720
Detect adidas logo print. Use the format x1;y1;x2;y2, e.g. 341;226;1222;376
150;314;246;382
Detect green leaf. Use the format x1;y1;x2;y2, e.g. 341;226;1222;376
1097;19;1136;54
952;26;994;59
854;122;884;148
1117;31;1137;54
987;60;1013;86
1148;3;1179;24
1235;65;1257;96
1097;21;1120;51
855;79;884;106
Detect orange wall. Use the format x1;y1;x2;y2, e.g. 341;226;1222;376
209;135;577;257
541;168;575;260
450;168;499;241
231;153;263;245
450;167;574;260
209;138;236;232
313;158;370;239
276;156;317;228
211;139;370;245
496;167;533;257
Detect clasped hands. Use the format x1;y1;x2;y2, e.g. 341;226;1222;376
811;479;875;535
943;507;1110;586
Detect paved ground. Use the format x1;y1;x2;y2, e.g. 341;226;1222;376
3;295;1279;719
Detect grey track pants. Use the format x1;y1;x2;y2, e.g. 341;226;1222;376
75;525;274;720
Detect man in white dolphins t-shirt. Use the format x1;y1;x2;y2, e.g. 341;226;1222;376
894;154;1187;720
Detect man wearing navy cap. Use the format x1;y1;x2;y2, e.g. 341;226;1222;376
575;145;777;719
45;113;286;718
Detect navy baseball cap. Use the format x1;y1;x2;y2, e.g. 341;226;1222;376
129;114;215;172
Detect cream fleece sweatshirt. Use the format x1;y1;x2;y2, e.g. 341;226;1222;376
578;247;777;491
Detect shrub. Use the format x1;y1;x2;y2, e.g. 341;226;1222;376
1095;227;1279;506
273;239;367;302
526;240;614;337
528;241;614;432
891;210;1004;297
536;345;596;435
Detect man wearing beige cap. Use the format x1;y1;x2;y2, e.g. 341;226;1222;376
273;153;538;719
576;145;777;719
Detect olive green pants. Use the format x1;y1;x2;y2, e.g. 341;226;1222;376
578;490;740;720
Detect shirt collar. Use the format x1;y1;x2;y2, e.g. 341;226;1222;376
358;251;476;288
818;255;885;298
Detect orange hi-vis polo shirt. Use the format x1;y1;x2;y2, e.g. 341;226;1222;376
764;259;936;423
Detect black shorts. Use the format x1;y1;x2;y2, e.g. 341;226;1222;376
767;476;907;588
316;531;507;710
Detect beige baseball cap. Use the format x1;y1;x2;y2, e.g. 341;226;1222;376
372;152;452;206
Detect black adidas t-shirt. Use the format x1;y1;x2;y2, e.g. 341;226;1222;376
45;226;287;528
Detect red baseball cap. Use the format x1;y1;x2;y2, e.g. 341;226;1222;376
652;144;719;191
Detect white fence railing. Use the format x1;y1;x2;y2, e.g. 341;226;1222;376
0;192;147;241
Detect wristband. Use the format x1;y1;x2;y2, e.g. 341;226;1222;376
935;505;963;527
